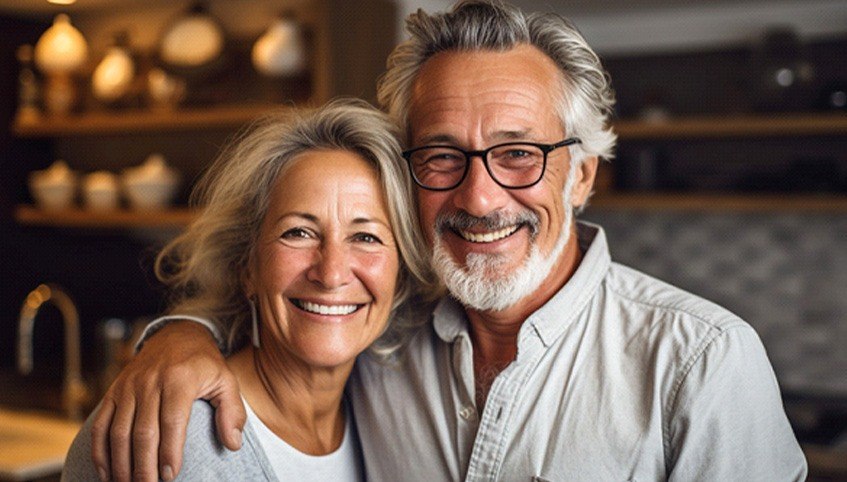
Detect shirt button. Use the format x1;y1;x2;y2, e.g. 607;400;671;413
459;405;475;420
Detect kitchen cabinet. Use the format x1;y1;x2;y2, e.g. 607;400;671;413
585;36;847;215
12;105;284;229
586;112;847;212
9;0;397;230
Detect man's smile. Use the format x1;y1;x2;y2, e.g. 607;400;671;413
456;224;521;243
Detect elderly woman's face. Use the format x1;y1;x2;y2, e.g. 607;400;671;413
246;149;399;368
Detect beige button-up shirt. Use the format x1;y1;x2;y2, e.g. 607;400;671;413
351;223;806;481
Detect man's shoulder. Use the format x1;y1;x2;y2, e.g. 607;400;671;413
604;261;748;336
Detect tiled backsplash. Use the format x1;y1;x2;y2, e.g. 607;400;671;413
582;209;847;398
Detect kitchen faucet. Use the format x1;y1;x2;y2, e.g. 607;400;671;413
18;283;90;420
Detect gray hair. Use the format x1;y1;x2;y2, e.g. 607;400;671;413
377;0;617;162
155;99;436;353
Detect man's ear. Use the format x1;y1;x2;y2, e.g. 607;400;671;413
571;156;599;209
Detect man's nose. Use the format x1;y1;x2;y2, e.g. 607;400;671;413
307;241;354;289
452;156;509;217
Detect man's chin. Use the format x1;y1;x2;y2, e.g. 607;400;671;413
464;252;520;279
432;239;538;312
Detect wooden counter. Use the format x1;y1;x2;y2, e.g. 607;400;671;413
0;408;81;481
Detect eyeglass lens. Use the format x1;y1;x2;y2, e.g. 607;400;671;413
409;144;546;189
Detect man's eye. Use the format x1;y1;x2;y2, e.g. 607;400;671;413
426;152;461;162
420;153;464;172
506;149;531;158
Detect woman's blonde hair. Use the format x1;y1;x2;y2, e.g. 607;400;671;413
155;99;436;353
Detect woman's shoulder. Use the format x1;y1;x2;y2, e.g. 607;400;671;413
61;400;274;481
62;406;104;481
177;400;273;480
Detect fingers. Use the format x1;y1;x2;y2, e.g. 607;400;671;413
87;320;235;481
210;372;247;451
90;398;116;482
109;393;137;482
131;390;161;482
158;383;196;481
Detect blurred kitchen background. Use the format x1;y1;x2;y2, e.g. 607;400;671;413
0;0;845;480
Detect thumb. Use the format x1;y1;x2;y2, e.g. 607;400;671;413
210;376;247;451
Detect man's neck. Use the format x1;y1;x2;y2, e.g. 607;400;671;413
466;231;583;408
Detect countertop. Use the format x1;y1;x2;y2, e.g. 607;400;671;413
0;408;81;481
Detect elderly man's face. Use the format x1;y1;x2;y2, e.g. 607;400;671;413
407;45;595;310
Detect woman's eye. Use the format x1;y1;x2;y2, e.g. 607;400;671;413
353;232;382;244
281;228;311;239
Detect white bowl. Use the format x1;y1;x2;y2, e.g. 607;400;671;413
84;187;119;211
122;178;179;210
29;178;76;210
83;171;119;211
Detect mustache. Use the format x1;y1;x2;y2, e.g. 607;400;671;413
435;210;540;237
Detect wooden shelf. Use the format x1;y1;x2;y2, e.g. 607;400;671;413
12;104;299;137
14;205;197;228
16;110;845;140
587;193;847;212
613;113;847;140
16;194;847;230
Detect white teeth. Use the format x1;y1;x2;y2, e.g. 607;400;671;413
299;301;358;316
459;225;519;243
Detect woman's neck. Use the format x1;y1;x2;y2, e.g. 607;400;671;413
227;345;352;455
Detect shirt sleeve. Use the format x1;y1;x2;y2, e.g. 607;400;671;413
666;324;808;482
61;404;105;482
134;314;227;354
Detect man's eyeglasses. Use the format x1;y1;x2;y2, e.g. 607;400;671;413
402;138;581;191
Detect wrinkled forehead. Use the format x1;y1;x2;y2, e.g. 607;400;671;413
407;46;566;145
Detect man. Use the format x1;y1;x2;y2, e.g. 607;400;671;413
91;2;807;481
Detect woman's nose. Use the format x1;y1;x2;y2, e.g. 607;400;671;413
307;241;354;289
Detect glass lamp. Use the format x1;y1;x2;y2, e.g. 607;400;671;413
34;14;89;115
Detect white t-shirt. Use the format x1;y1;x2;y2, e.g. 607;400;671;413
244;398;364;481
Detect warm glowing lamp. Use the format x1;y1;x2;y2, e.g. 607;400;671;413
34;14;89;115
252;14;306;77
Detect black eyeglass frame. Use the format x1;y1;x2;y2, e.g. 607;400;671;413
402;137;582;191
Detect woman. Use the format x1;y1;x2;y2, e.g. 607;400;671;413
62;99;433;481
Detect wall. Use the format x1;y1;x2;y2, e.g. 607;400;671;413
394;0;847;53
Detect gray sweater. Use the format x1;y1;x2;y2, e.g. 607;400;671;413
62;401;278;481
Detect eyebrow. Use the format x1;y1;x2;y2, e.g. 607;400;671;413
275;212;390;229
417;129;533;146
282;212;318;224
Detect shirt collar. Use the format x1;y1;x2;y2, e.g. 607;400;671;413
524;222;610;347
431;221;611;346
432;294;468;342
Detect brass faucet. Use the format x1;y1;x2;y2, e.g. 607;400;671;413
18;283;90;420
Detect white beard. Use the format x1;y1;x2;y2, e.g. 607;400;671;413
431;163;578;312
